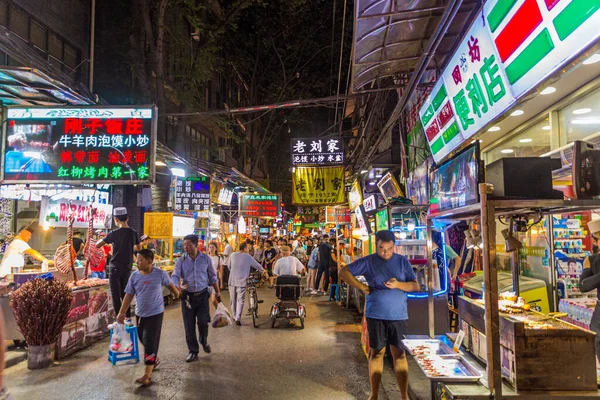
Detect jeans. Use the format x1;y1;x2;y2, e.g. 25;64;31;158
316;265;330;292
90;271;105;279
109;266;131;317
182;289;210;353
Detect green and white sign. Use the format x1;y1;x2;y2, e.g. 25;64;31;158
484;0;600;99
442;16;515;145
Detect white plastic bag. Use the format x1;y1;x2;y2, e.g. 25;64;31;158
109;323;133;353
212;302;232;328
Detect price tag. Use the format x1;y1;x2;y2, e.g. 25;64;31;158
453;329;466;353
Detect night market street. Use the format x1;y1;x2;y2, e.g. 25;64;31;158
4;283;383;400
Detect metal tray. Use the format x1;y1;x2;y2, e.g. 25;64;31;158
402;339;460;357
414;354;483;382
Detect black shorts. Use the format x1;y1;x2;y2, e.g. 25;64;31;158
367;318;408;352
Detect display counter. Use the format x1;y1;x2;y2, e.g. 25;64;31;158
56;282;114;359
458;296;596;391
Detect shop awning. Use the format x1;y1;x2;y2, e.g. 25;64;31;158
156;143;269;194
352;0;479;91
0;66;94;106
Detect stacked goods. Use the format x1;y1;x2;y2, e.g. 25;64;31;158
10;278;73;345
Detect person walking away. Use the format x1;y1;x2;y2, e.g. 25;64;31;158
580;221;600;362
315;237;335;295
117;249;179;386
263;240;279;288
306;245;319;294
171;234;221;362
273;246;305;277
228;242;265;325
339;230;419;400
291;242;307;266
220;239;233;289
305;239;314;258
96;207;141;319
206;242;222;309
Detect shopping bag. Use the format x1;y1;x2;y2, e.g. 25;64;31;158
109;323;133;353
212;302;232;328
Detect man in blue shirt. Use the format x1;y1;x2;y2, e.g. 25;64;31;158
171;234;221;363
340;230;419;400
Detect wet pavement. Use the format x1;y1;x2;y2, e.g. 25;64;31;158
5;283;379;400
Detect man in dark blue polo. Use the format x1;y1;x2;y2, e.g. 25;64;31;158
339;230;419;400
171;234;221;362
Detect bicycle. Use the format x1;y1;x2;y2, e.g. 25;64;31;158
247;271;264;328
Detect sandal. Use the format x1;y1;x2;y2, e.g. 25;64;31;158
153;358;160;371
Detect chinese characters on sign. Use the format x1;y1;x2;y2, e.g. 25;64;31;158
324;207;351;224
292;166;345;206
3;107;156;183
174;177;210;212
240;194;281;218
210;181;234;206
39;198;113;229
441;16;515;146
291;137;344;166
363;195;378;214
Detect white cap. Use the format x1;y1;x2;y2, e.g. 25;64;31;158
114;207;128;216
588;220;600;235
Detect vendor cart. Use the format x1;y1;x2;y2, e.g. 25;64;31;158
415;184;600;399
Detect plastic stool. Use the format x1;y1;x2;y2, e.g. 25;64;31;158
329;284;339;301
108;324;140;365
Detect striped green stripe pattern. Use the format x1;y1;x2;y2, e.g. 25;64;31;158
431;137;445;154
422;105;434;127
505;28;554;84
442;122;460;144
432;85;447;112
553;0;600;41
487;0;518;33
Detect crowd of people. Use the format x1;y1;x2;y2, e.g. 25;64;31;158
90;208;415;399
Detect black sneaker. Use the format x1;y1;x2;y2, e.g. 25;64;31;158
186;352;198;362
202;344;212;354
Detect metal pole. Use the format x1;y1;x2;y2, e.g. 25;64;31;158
547;216;557;311
479;184;502;399
89;0;96;92
426;218;435;338
511;251;520;298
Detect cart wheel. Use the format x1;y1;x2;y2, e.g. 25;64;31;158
271;317;277;329
252;311;258;328
300;317;305;329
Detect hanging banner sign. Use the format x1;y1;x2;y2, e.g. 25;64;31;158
348;180;363;210
240;194;281;218
39;197;113;229
3;106;157;183
209;213;221;231
484;0;600;99
174;176;210;212
292;166;345;205
291;137;344;166
209;181;234;206
325;207;351;224
363;195;378;214
441;15;516;147
355;205;372;235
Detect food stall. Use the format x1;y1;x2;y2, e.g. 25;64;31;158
143;212;197;272
0;105;157;357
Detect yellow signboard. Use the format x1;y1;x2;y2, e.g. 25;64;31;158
144;212;173;239
292;167;345;206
